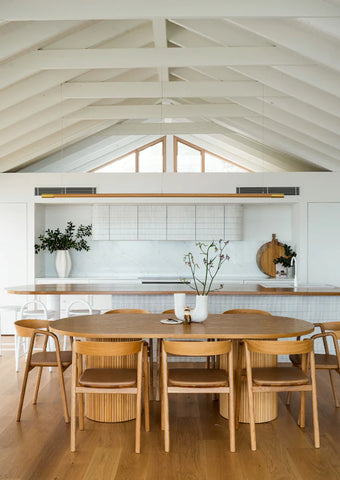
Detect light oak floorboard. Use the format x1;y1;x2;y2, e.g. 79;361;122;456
1;343;340;479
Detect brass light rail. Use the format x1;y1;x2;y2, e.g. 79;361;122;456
41;193;284;198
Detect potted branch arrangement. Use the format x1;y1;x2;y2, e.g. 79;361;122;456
35;221;92;278
273;244;296;278
175;240;230;322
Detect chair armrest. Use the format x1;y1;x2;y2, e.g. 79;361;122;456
31;329;62;353
311;331;340;367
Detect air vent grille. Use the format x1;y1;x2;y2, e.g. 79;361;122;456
35;187;96;195
236;187;299;196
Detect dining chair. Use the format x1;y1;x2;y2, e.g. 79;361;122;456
63;300;101;349
224;308;272;421
71;339;150;453
161;339;235;452
287;322;340;407
15;319;72;423
104;309;154;393
243;339;320;450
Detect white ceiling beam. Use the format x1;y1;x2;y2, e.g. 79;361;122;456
225;117;335;171
0;20;82;61
152;19;169;82
61;80;283;99
81;122;227;135
232;97;340;153
68;103;256;119
2;0;340;20
2;47;310;70
231;66;340;119
229;18;340;74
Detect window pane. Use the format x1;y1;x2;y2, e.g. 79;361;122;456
139;142;163;172
176;142;202;172
205;152;247;172
95;153;135;173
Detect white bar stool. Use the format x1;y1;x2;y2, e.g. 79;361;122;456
15;300;56;372
0;305;21;355
63;300;101;349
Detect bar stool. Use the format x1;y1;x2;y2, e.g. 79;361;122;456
0;305;21;355
16;300;56;372
63;300;101;349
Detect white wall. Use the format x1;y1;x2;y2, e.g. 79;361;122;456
0;170;340;288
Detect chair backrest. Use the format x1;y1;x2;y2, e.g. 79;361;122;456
223;309;272;315
14;319;50;337
162;339;232;357
319;322;340;340
73;339;144;356
66;300;93;317
104;309;150;314
162;309;175;314
245;339;314;356
20;300;48;319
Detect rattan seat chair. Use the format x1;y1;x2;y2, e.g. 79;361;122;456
71;339;150;453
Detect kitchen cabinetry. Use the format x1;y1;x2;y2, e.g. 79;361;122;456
92;204;243;241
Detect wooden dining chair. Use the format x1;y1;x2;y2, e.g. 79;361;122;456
161;340;235;453
287;322;340;407
15;319;72;424
244;339;320;450
71;339;150;453
104;309;154;392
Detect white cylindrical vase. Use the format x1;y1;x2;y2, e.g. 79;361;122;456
55;250;72;278
191;295;208;322
174;293;186;320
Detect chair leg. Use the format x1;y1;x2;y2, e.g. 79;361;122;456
246;372;256;451
143;345;150;432
135;379;142;454
162;359;170;452
156;339;162;402
16;363;31;422
228;354;236;453
235;341;243;430
71;392;76;452
286;391;292;405
15;334;21;372
329;370;339;407
148;339;154;401
32;366;43;404
57;367;70;424
311;370;320;448
78;393;84;431
299;391;306;429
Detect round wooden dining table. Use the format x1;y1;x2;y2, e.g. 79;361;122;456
50;313;314;423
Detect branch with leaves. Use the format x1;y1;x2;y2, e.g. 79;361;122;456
181;240;230;295
35;221;92;254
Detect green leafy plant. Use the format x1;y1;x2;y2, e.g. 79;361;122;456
35;221;92;254
181;240;230;295
273;244;296;268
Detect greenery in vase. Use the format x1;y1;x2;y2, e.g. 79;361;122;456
35;221;92;254
273;244;296;268
181;240;229;295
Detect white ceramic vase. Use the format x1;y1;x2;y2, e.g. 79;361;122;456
55;250;72;278
174;293;208;323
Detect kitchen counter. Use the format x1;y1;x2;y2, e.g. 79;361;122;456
7;282;340;296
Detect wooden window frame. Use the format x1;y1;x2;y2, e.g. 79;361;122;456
173;136;252;173
90;137;166;173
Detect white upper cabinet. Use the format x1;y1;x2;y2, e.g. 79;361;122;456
167;205;195;240
110;205;138;240
92;205;110;240
138;205;167;240
225;204;243;240
195;205;225;240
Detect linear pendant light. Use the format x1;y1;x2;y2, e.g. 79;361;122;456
41;193;284;198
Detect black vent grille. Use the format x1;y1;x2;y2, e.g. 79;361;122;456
35;187;96;195
236;186;300;196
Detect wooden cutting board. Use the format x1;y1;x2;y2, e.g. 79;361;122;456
256;234;285;277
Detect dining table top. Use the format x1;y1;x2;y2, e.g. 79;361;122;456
49;313;314;339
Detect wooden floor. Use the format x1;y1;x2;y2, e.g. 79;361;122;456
1;340;340;480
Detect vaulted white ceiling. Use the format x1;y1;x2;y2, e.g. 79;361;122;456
2;0;340;173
